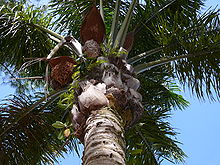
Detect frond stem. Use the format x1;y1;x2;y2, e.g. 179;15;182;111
33;24;64;40
127;46;165;64
134;49;220;74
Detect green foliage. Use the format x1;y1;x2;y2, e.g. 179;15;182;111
126;111;186;164
57;56;108;110
0;92;68;164
49;0;93;35
52;121;74;141
57;75;78;110
52;121;66;129
126;78;190;164
125;72;189;164
109;0;121;45
0;3;52;74
159;9;220;100
129;1;220;100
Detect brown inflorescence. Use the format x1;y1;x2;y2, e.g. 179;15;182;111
49;56;77;89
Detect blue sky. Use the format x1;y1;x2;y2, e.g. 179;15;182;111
0;0;219;165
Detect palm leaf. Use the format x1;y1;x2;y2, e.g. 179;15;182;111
0;90;70;164
127;0;204;61
49;0;93;35
126;108;186;164
127;46;165;64
125;71;189;164
99;0;104;21
0;4;52;75
134;9;220;100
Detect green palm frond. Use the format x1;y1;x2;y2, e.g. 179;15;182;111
108;0;121;46
127;80;189;164
126;108;186;165
139;74;189;111
0;3;55;75
0;3;78;91
134;8;220;100
0;0;219;164
134;0;203;33
0;4;49;71
0;89;80;164
99;0;104;20
49;0;93;36
125;72;189;164
127;0;204;61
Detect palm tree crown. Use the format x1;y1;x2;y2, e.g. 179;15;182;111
0;0;219;164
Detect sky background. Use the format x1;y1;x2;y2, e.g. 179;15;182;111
0;0;219;165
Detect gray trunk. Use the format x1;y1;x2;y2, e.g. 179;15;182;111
82;107;126;165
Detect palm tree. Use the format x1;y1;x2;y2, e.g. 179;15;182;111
0;0;219;164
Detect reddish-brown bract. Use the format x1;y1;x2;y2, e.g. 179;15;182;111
80;5;106;44
123;32;135;52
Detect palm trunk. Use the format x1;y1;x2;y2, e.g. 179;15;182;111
82;107;126;165
73;55;143;164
